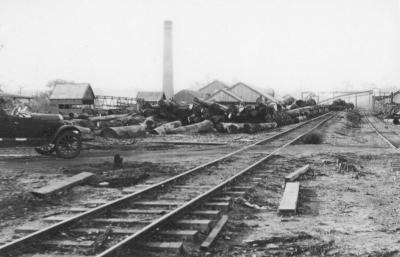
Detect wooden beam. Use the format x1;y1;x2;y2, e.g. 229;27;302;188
138;242;183;254
148;141;227;146
221;191;246;196
91;218;151;225
114;209;169;215
200;215;229;250
191;210;221;218
43;240;94;248
285;165;310;182
175;219;212;233
278;182;300;215
133;200;184;207
159;230;199;241
71;228;136;235
31;172;94;197
204;202;230;211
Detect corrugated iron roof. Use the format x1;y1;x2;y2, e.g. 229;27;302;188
198;80;229;93
136;91;166;102
229;82;278;103
206;88;243;102
50;83;94;100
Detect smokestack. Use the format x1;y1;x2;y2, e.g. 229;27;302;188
163;20;174;99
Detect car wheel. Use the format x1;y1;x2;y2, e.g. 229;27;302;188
55;130;81;159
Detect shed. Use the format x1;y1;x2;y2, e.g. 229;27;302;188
49;83;95;114
198;80;229;99
228;82;278;104
173;89;202;104
206;89;242;105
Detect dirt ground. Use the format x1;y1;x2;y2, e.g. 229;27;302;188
206;112;400;257
1;111;399;257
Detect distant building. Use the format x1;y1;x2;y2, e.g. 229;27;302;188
49;83;95;114
206;89;243;105
0;92;32;100
136;91;166;107
198;80;229;99
173;89;202;105
228;82;277;104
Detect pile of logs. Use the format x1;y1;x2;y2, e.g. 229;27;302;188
69;96;334;139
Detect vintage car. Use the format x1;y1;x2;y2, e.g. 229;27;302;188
0;107;82;158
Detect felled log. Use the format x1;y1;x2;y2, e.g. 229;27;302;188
218;122;277;134
193;98;229;113
121;115;145;126
100;124;146;138
244;122;277;133
75;125;95;140
282;95;296;106
217;123;246;133
89;113;132;122
71;118;96;129
167;120;214;134
151;120;182;135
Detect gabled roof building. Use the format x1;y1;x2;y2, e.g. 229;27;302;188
198;80;229;99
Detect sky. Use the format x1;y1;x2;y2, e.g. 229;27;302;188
0;0;399;97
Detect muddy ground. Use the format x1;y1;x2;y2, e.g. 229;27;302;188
1;111;399;256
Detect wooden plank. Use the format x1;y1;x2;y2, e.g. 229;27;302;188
91;218;151;225
71;227;136;235
68;207;91;213
28;253;88;257
31;172;94;197
148;141;227;146
159;230;199;241
43;215;74;222
174;185;211;190
278;182;300;215
133;200;184;207
121;185;149;194
82;200;108;206
15;226;41;234
191;210;221;218
285;165;310;182
250;177;263;181
175;219;212;232
231;186;252;191
211;197;232;202
114;209;169;215
200;215;229;250
43;240;94;247
138;242;183;254
204;202;230;211
221;191;246;196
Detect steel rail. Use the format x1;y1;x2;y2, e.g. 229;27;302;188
0;111;333;256
97;112;337;257
363;113;400;152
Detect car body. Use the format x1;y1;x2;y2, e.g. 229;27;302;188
0;108;82;158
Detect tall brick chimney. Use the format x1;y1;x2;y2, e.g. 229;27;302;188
162;20;174;99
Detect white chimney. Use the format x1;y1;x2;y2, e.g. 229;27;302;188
162;20;174;99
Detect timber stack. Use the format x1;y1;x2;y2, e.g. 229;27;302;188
66;97;350;139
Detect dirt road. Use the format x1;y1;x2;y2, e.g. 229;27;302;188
1;111;399;256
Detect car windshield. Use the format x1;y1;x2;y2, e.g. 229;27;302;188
10;105;32;118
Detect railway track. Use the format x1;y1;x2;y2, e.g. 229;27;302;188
0;111;336;257
363;113;400;151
